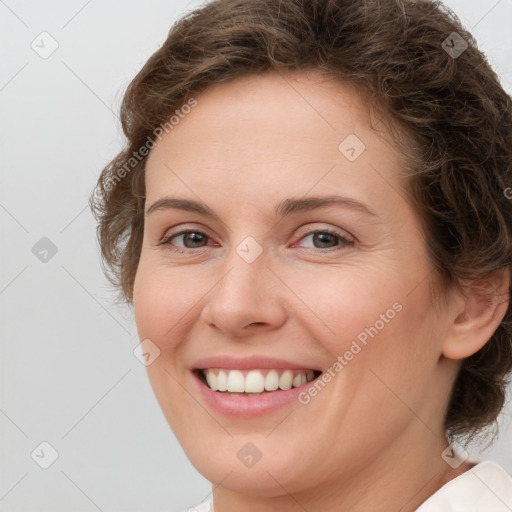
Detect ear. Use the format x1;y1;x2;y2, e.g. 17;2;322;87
442;267;510;360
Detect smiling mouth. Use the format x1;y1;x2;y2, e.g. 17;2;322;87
195;368;322;395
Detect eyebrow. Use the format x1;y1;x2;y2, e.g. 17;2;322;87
145;195;378;219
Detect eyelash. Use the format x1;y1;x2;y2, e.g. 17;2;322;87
159;228;354;254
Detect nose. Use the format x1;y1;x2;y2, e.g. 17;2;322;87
200;246;288;337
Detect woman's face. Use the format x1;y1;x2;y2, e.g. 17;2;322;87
133;72;459;498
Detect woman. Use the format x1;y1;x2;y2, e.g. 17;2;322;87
90;0;512;510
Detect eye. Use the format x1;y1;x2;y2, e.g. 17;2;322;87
159;227;354;254
161;230;212;251
295;229;354;251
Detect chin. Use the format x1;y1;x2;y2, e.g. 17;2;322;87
179;435;306;496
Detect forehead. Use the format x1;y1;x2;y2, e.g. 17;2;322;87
150;71;375;149
144;71;406;213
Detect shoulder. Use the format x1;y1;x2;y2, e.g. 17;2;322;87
416;460;512;511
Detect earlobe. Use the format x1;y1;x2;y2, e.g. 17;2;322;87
442;268;510;360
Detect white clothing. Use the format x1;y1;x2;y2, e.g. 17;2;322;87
179;502;212;512
182;460;512;512
416;460;512;511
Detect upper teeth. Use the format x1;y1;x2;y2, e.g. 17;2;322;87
203;369;316;393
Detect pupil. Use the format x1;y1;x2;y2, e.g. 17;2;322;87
314;232;337;248
185;232;205;248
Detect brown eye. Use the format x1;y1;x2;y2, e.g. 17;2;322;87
311;232;339;248
164;231;210;249
298;230;353;250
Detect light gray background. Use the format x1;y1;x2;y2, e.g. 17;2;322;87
1;1;511;510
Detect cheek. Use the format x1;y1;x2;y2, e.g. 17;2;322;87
133;261;201;344
280;265;403;347
282;264;438;383
133;261;204;424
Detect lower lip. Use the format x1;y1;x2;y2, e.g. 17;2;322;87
192;371;316;417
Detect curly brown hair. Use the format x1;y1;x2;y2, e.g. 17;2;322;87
90;0;512;444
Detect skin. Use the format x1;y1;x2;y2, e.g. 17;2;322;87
132;71;510;511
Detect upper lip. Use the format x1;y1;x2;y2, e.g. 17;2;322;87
192;355;322;371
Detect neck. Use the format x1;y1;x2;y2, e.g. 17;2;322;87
211;424;473;512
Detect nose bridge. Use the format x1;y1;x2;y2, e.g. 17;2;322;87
214;240;269;309
201;237;287;332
